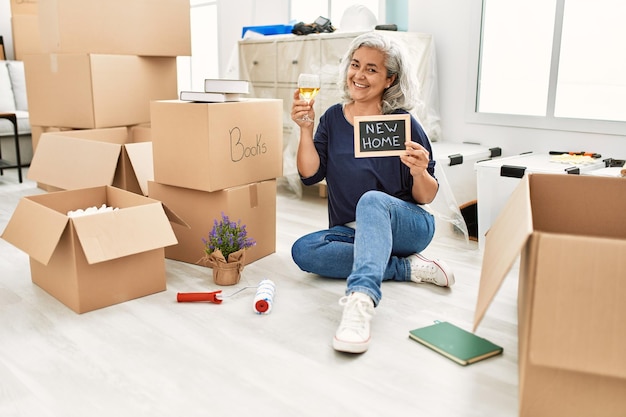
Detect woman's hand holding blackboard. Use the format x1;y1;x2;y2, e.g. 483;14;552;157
400;140;438;204
400;141;429;177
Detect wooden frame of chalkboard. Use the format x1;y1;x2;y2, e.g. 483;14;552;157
353;114;411;158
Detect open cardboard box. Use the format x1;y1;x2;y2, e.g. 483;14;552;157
28;127;154;195
474;173;626;417
151;99;283;192
1;186;187;313
148;180;277;267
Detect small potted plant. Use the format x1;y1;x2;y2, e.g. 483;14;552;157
201;212;256;285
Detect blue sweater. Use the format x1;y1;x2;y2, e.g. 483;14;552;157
301;104;437;227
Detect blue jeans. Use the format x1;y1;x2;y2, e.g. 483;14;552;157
291;190;435;306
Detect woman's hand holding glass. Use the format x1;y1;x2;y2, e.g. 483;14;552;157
293;73;320;124
292;90;316;126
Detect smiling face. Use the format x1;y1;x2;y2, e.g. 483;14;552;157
347;46;396;105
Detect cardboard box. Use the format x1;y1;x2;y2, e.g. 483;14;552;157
475;152;607;248
30;126;74;192
38;0;190;57
31;126;72;151
1;186;184;313
129;123;152;143
151;99;283;192
31;124;151;151
28;127;154;195
10;0;38;15
474;174;626;417
24;54;177;129
11;14;43;60
148;180;277;267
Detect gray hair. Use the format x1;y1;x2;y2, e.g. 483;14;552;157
338;32;419;114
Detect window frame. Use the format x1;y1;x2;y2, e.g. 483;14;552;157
466;0;626;136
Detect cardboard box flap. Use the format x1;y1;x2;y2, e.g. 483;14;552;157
71;203;178;264
1;198;69;265
124;142;154;196
528;233;626;379
529;174;626;239
47;126;130;145
473;175;534;331
160;204;190;229
129;124;152;143
28;134;121;190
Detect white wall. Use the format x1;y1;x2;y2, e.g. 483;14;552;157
407;0;625;158
217;0;290;78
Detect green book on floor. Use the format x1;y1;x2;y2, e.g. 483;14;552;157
408;321;503;366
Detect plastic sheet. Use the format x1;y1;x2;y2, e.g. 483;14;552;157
422;160;470;246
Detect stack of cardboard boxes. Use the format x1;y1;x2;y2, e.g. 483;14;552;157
3;0;283;313
148;98;283;267
3;0;191;313
24;0;189;191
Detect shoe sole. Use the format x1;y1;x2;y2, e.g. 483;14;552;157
333;337;369;353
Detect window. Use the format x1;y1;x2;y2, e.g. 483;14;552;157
555;0;626;122
472;0;626;135
178;1;219;93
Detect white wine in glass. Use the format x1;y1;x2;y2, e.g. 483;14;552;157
298;73;321;121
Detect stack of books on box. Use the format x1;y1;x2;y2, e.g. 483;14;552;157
180;79;250;103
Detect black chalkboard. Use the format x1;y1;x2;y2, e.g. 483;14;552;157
353;114;411;157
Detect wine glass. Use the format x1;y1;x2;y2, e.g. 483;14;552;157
298;73;321;122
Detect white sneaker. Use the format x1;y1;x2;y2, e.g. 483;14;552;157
332;292;375;353
408;254;455;287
